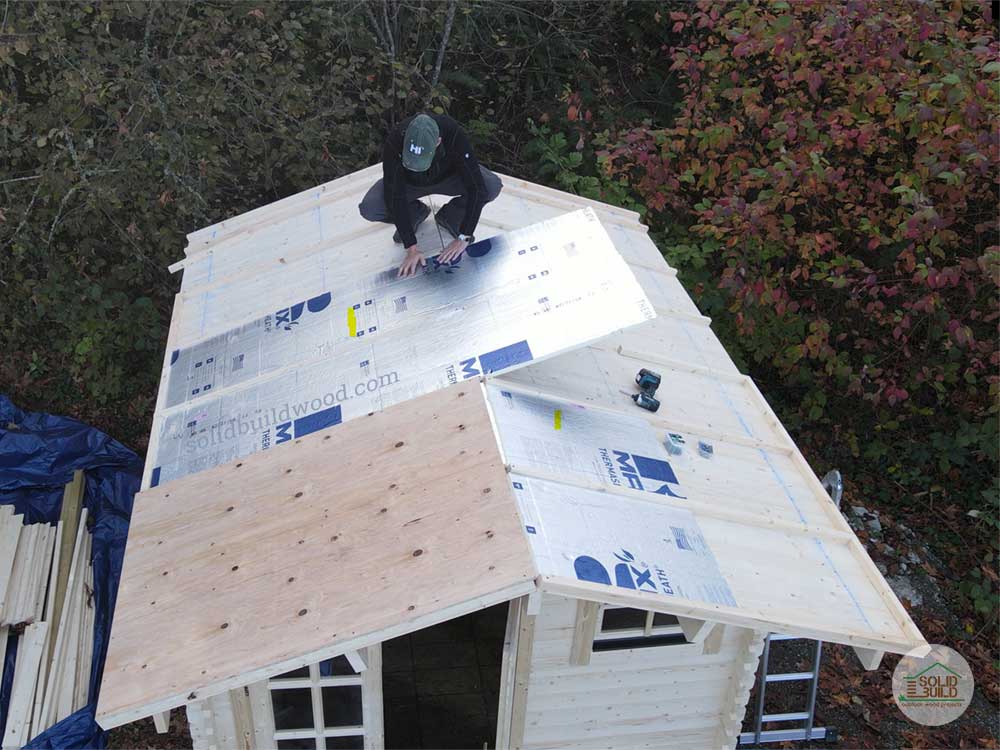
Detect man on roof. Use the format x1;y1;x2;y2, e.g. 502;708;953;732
359;113;503;278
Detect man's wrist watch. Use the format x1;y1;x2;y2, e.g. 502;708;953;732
458;233;474;244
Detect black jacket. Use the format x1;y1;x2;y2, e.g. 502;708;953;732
382;114;487;248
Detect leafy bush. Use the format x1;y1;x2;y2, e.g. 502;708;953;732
0;1;615;446
596;1;999;621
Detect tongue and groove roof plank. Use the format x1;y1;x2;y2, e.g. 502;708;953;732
97;166;925;729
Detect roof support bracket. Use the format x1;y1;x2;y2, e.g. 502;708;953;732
677;616;713;644
853;646;885;671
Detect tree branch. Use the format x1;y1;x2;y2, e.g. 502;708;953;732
429;0;458;97
0;174;43;186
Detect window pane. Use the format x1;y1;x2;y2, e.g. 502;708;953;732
322;685;363;727
319;655;356;676
326;736;364;750
601;607;646;631
593;632;689;652
276;740;316;750
274;665;310;679
652;612;679;627
271;688;314;729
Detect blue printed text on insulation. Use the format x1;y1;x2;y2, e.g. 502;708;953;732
599;448;685;498
573;549;675;596
266;292;333;332
182;371;399;454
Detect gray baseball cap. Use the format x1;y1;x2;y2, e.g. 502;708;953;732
402;114;439;172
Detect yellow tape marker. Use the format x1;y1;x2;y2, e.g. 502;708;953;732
347;307;357;337
553;409;562;430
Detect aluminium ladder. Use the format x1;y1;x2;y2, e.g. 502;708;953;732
738;470;843;747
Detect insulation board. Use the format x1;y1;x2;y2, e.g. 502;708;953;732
151;209;654;487
486;385;686;500
511;474;737;607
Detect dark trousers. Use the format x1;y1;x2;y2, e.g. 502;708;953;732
358;166;503;229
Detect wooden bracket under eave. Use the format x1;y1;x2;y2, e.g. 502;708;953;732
677;616;714;644
853;646;885;670
568;600;601;666
152;709;170;733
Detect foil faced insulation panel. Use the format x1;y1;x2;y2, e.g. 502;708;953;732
511;474;737;607
151;209;655;486
485;384;737;607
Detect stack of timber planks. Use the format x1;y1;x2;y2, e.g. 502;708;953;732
1;471;96;749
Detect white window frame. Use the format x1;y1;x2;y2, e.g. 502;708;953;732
250;646;383;750
593;605;686;644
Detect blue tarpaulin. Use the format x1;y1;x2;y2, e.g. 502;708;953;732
0;394;142;749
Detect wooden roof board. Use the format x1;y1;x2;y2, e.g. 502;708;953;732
493;370;924;652
121;164;924;726
97;381;536;729
500;454;922;653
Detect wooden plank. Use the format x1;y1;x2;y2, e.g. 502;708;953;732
525;727;718;750
702;624;726;656
229;687;255;750
3;622;49;749
526;591;542;616
677;616;713;644
178;220;387;303
344;649;367;673
612;346;747;385
152;710;170;734
247;681;276;749
525;708;722;744
53;536;84;722
495;359;795;458
41;522;62;623
739;371;933;650
50;470;85;662
713;628;765;749
186;694;223;750
30;521;63;735
4;525;27;625
0;509;21;615
41;509;88;728
75;540;95;710
307;662;324;747
8;524;41;626
568;600;600;666
541;576;919;655
140;295;185;490
527;677;732;715
853;646;885;670
489;372;924;654
361;644;384;750
184;165;382;253
526;694;730;731
98;382;538;729
509;597;536;750
504;461;854;544
495;597;523;750
529;661;740;697
30;525;55;624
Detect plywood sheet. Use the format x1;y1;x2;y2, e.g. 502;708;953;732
97;381;536;729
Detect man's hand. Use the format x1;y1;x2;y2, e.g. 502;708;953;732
397;245;426;278
439;237;469;265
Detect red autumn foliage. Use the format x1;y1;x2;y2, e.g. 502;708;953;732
599;0;998;482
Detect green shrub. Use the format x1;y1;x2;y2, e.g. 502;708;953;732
595;0;999;622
